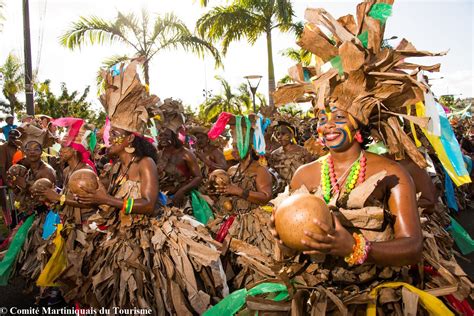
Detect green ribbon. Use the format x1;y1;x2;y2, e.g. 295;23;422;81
368;3;393;24
329;55;344;76
357;31;369;48
0;215;36;285
235;115;251;159
89;129;97;154
204;282;289;316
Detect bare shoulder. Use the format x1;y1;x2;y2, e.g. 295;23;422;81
256;164;271;177
295;159;322;176
366;152;413;184
138;156;157;168
291;159;323;190
182;147;196;159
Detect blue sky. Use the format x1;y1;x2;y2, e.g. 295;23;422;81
0;0;472;115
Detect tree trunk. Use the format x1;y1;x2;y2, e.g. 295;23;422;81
144;59;150;86
266;29;276;115
7;94;17;118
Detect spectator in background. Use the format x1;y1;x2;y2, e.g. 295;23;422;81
1;115;18;141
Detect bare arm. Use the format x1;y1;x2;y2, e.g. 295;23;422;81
77;158;159;216
176;149;203;196
247;165;272;204
101;158;158;215
366;164;423;266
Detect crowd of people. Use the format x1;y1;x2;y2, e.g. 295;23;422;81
0;1;473;315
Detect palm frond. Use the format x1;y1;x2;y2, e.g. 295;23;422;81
274;0;295;28
59;16;129;49
116;11;144;50
196;5;262;54
159;34;222;67
280;47;312;66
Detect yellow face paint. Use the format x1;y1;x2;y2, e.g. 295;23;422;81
348;114;358;129
343;125;353;143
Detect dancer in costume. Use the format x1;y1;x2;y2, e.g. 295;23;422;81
206;1;472;314
206;113;276;288
0;129;22;227
0;122;57;289
35;119;96;222
56;59;226;314
156;98;203;208
269;121;313;190
189;126;227;177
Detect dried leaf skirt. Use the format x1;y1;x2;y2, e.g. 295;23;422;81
208;208;277;289
220;204;473;315
13;212;50;288
55;209;228;315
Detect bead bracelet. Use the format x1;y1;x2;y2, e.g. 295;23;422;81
344;233;371;266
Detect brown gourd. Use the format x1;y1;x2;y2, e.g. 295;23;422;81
274;193;333;251
69;169;99;196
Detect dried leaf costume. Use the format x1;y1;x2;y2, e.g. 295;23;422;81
206;0;472;314
38;59;228;313
206;113;277;288
1;123;56;286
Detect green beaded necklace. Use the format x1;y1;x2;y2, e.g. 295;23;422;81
320;152;366;203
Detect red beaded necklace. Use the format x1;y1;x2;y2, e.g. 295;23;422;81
321;151;367;203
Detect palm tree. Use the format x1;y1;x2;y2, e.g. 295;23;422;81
196;0;302;109
199;75;243;122
278;47;312;84
60;10;221;85
0;54;24;117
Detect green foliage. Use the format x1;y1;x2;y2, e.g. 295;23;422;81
196;0;299;109
439;95;455;109
280;47;312;66
0;53;24;117
198;76;267;122
197;0;296;55
60;10;221;84
34;80;106;127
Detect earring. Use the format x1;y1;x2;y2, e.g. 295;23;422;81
125;146;136;154
354;130;363;143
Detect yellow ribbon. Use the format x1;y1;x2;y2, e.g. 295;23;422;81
36;224;67;287
366;282;454;316
407;104;422;147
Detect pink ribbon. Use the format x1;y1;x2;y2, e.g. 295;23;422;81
132;132;154;144
52;117;84;146
70;142;96;173
103;117;111;147
208;112;233;140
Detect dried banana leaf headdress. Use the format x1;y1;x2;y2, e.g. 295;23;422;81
99;58;160;135
154;98;186;134
273;0;446;168
17;122;56;149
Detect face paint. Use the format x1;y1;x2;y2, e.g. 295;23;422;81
348;114;358;129
328;128;347;149
343;125;353;143
111;136;125;145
